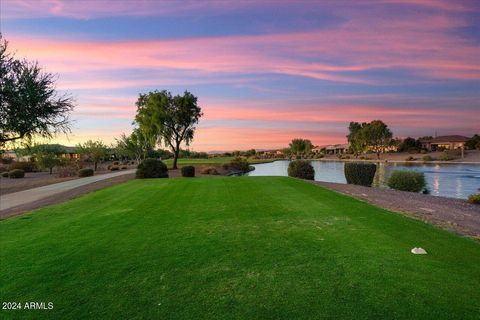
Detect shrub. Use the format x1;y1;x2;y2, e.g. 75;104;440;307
422;155;434;162
113;161;119;165
439;152;453;161
181;166;195;177
405;156;415;161
136;158;168;179
344;163;377;187
109;165;120;171
121;166;128;170
8;169;25;178
359;156;372;160
78;168;94;177
10;161;36;172
122;161;129;165
0;166;8;173
58;165;77;178
229;157;251;173
201;167;219;175
468;194;480;205
2;172;9;177
288;160;315;180
388;170;426;192
0;156;13;164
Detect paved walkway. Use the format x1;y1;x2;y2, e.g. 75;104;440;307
0;169;135;211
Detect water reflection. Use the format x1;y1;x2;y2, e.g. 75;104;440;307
247;160;480;199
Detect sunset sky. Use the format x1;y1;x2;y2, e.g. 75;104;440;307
2;0;479;151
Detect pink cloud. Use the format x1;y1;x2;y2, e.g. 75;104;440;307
9;10;479;90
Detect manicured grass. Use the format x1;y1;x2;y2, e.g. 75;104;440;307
1;177;479;319
163;157;278;168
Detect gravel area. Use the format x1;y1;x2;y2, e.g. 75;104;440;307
312;181;480;239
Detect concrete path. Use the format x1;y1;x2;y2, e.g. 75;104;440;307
0;169;135;211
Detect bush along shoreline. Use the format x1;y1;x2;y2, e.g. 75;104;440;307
344;163;377;187
388;170;427;193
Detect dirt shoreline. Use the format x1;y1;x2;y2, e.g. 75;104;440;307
312;181;480;239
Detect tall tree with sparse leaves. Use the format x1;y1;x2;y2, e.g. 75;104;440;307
135;90;203;169
76;140;108;171
23;144;64;174
0;35;74;146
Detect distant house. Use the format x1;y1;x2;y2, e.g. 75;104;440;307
420;135;470;151
0;145;80;161
315;143;349;155
60;146;80;160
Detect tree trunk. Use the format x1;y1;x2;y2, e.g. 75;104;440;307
94;162;98;171
49;167;53;174
173;149;180;169
376;152;381;160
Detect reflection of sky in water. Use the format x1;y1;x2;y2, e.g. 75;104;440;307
248;161;480;199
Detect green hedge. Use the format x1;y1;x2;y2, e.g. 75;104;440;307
344;163;377;187
288;160;314;180
78;168;94;177
181;166;195;177
136;158;168;179
8;169;25;178
387;170;426;192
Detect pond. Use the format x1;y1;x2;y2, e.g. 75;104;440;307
247;160;480;199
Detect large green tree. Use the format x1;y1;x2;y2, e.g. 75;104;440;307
347;122;367;157
289;138;313;157
362;120;393;159
134;90;203;169
0;35;74;146
76;140;108;171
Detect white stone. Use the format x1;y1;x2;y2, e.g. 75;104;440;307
411;247;427;254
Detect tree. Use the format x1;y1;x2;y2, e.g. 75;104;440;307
0;35;74;146
244;149;256;157
18;143;64;174
398;137;422;153
281;147;292;158
362;120;393;159
76;140;108;171
134;90;203;169
289;138;313;157
466;134;480;150
115;128;155;162
347;122;367;157
34;145;64;174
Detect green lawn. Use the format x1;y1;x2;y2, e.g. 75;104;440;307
163;157;277;168
1;177;479;319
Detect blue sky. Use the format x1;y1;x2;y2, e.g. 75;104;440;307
2;0;479;150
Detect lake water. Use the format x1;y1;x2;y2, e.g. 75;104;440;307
247;160;480;199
